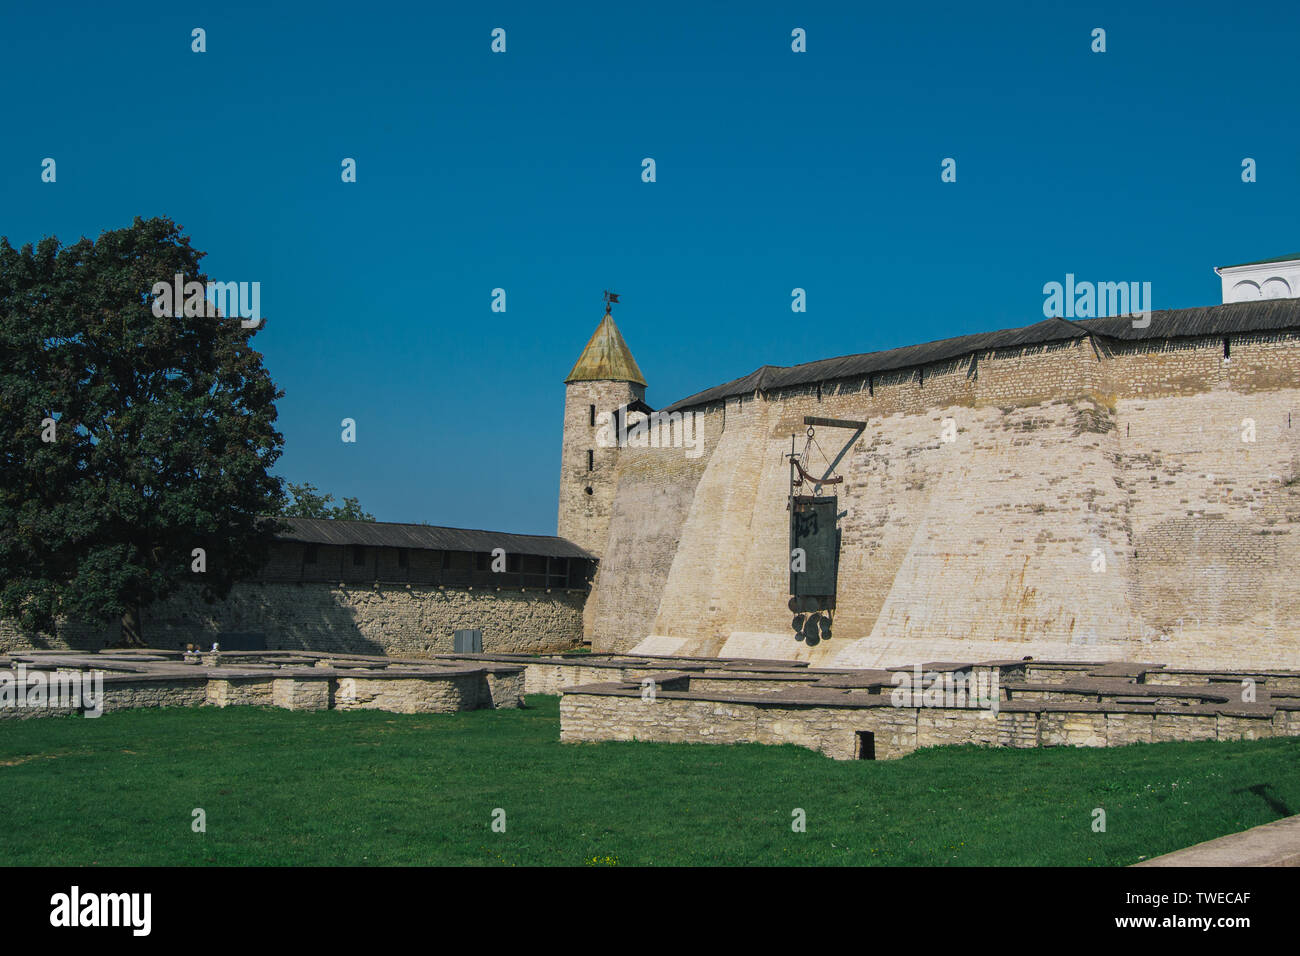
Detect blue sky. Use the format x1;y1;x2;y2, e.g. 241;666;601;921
2;1;1296;534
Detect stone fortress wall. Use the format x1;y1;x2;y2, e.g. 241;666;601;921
587;325;1300;672
0;540;588;658
6;301;1298;674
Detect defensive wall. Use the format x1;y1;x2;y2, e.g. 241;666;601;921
0;521;595;657
6;303;1298;673
587;304;1300;671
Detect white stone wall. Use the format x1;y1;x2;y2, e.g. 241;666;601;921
1219;260;1300;303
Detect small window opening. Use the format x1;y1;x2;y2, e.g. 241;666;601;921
587;449;594;472
589;404;596;426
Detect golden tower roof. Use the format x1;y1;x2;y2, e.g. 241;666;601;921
564;309;647;386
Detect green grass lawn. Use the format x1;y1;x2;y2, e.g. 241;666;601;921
2;695;1297;866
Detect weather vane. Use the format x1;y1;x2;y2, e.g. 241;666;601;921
603;290;620;313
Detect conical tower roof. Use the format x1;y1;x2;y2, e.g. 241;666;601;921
564;310;647;386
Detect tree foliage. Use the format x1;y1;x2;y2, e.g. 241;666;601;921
0;217;285;645
282;482;375;522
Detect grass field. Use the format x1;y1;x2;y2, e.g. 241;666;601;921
2;695;1297;866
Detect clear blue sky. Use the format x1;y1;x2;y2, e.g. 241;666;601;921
2;1;1296;534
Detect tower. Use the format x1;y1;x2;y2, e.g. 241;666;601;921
558;296;646;557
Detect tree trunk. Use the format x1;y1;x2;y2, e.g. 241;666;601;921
120;606;146;647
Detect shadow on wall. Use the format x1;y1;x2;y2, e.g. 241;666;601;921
0;617;117;654
143;585;391;656
0;588;387;656
2;581;587;657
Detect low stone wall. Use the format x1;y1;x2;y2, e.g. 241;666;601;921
88;674;211;714
556;655;1300;760
560;687;1297;760
483;669;524;709
270;677;328;711
337;671;478;714
441;652;820;695
0;672;212;719
208;675;277;708
518;660;634;695
0;651;525;719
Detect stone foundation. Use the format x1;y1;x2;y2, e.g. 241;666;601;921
551;654;1300;760
0;650;526;719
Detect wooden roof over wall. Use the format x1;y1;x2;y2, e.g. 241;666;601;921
664;299;1300;412
273;516;595;560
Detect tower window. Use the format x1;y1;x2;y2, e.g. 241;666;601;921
589;404;596;426
585;486;594;496
1223;337;1231;361
587;449;594;472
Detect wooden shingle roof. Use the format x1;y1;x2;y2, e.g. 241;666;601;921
273;517;595;560
664;299;1300;412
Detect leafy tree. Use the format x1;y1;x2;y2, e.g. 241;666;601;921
0;217;285;646
282;482;375;521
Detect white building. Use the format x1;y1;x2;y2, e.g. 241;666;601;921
1216;253;1300;303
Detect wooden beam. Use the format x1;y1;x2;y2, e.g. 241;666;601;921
803;416;867;430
